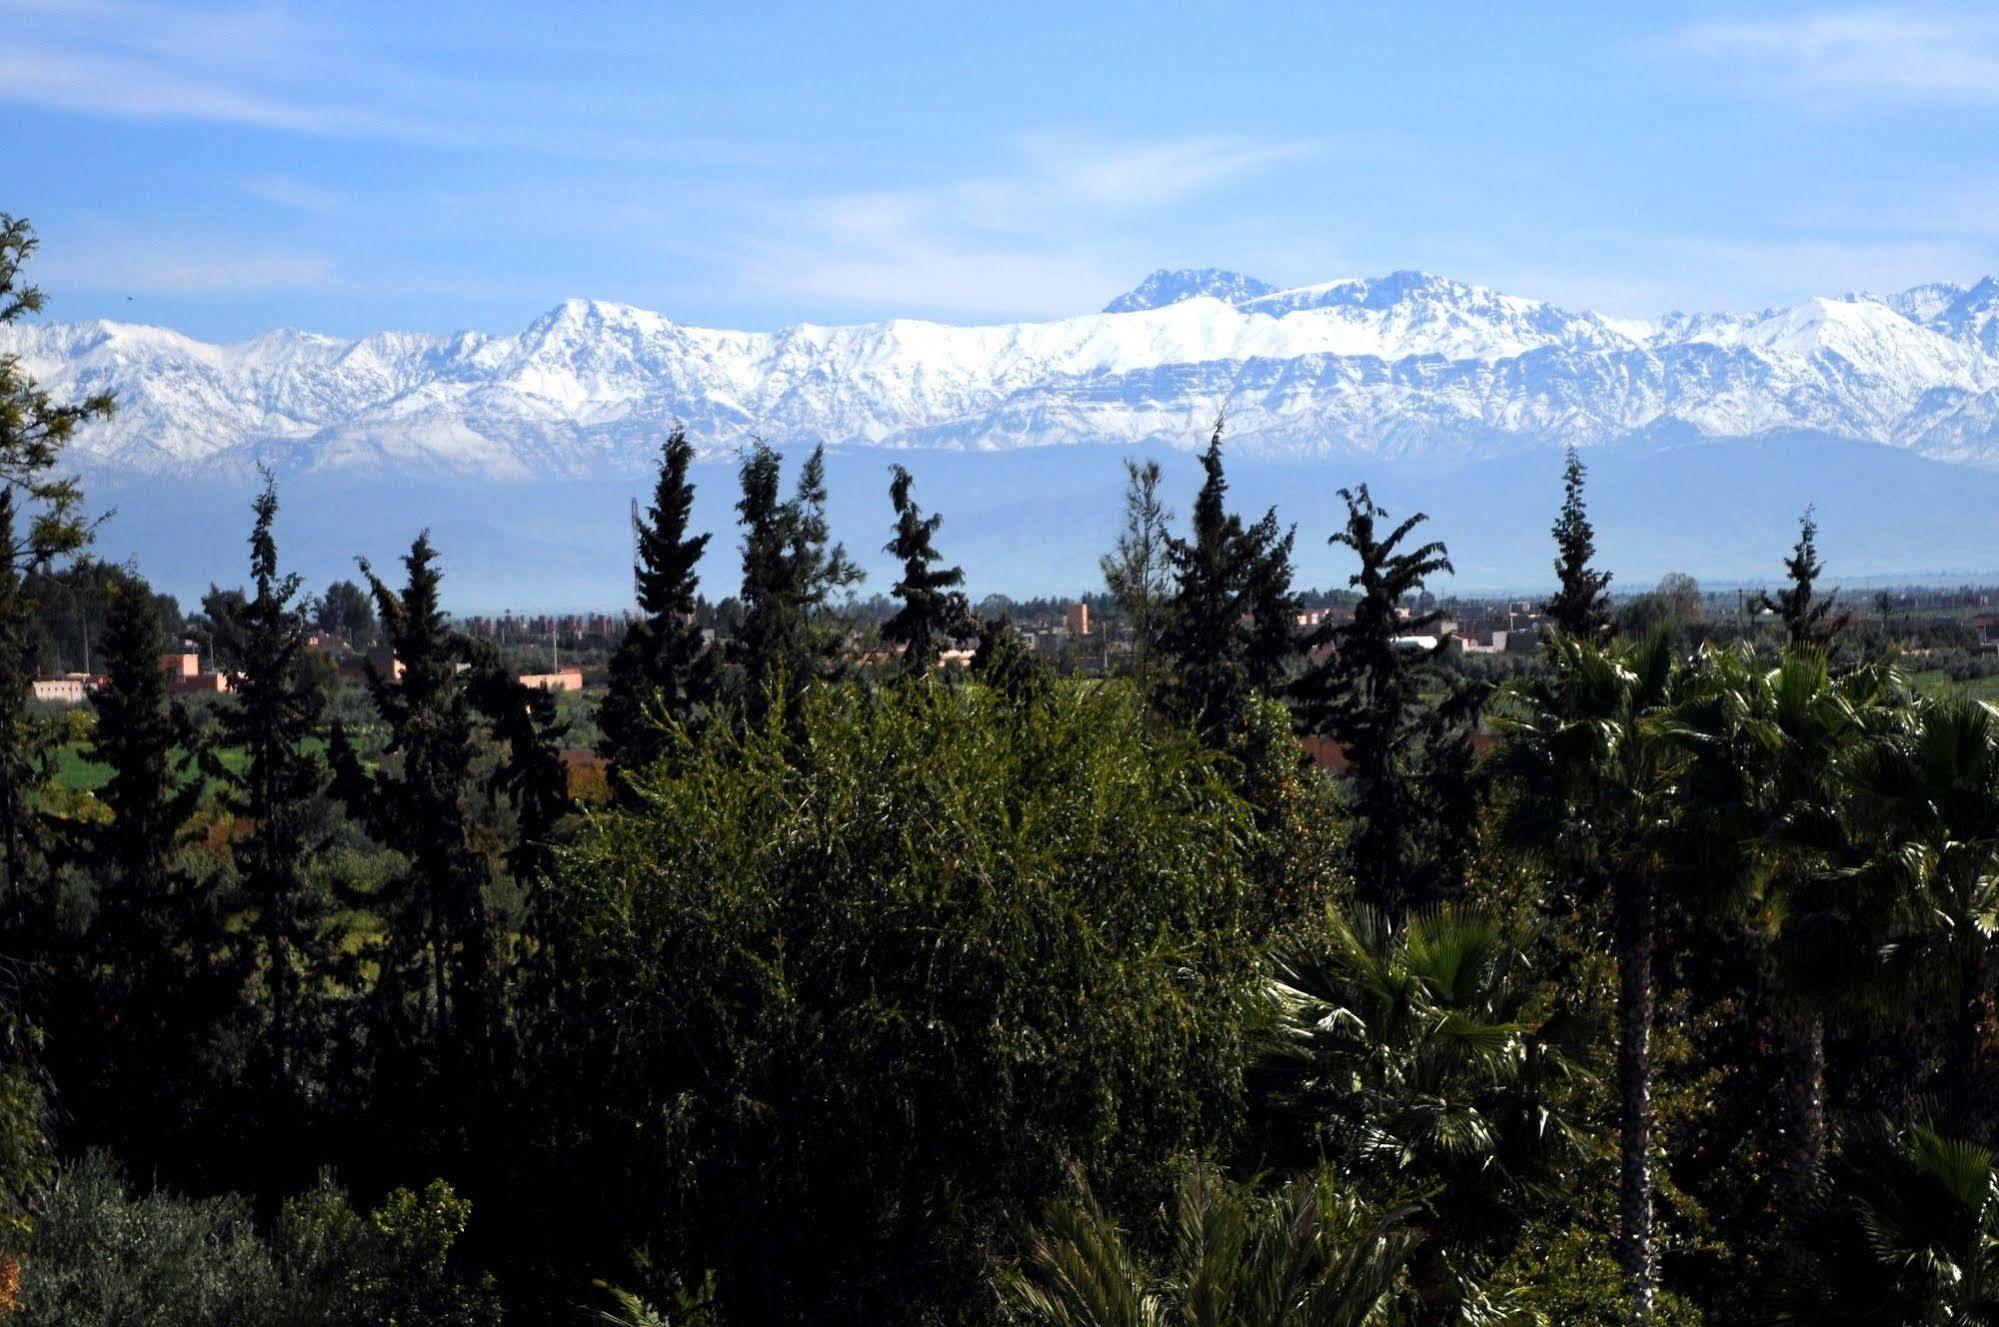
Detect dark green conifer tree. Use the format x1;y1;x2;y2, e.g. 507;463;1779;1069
729;442;862;697
212;475;336;1106
1760;506;1849;651
1155;422;1298;745
65;577;218;1167
1292;484;1455;913
335;534;497;1073
880;465;969;676
0;215;110;899
599;428;715;777
1544;446;1614;643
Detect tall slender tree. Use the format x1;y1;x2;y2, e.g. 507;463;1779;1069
1761;506;1849;651
0;215;110;898
1100;458;1174;689
599;428;716;776
880;465;969;676
212;475;336;1106
1155;422;1298;744
1544;446;1613;643
334;534;496;1071
1292;484;1454;913
1490;634;1691;1325
58;575;217;1168
729;442;862;697
85;579;204;995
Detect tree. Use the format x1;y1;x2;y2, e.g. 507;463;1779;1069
1489;634;1691;1324
210;476;337;1112
1000;1164;1417;1327
1760;508;1848;651
334;534;498;1072
598;429;716;775
1292;484;1454;914
1773;1113;1999;1327
879;464;969;676
314;579;377;645
1100;458;1174;689
1669;647;1902;1205
547;681;1264;1323
1544;447;1613;643
0;215;111;896
68;578;214;1165
728;442;862;698
1155;422;1298;744
1262;907;1590;1327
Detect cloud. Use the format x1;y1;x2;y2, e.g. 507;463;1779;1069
239;175;344;213
1677;7;1999;107
738;135;1321;320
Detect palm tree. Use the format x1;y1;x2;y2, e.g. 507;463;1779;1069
1487;633;1688;1324
1772;1111;1999;1326
1000;1164;1417;1327
1838;695;1999;1126
1260;906;1591;1327
1666;646;1905;1196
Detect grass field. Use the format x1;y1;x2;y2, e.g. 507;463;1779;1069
1906;669;1999;702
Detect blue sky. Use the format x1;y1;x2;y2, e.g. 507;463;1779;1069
6;1;1999;341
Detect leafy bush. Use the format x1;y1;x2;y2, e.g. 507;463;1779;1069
14;1154;500;1327
16;1152;281;1326
548;680;1268;1324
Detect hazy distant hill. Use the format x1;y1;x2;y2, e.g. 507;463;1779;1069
15;270;1999;605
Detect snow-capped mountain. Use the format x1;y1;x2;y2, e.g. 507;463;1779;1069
9;269;1999;479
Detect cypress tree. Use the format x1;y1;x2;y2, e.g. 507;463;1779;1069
1155;421;1298;744
66;577;218;1165
0;216;110;898
1545;446;1613;643
880;465;969;676
212;475;337;1107
729;442;862;697
1292;484;1455;914
1761;506;1849;651
86;579;203;991
335;534;496;1071
599;428;715;776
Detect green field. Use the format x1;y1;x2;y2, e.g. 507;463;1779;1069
1907;669;1999;703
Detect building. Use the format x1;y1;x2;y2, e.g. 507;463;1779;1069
519;667;585;693
31;677;89;705
1064;602;1090;636
160;652;200;678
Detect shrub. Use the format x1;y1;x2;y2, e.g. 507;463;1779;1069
548;681;1267;1324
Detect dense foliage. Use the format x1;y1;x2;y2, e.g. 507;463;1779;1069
5;213;1999;1327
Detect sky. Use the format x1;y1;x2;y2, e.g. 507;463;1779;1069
6;1;1999;341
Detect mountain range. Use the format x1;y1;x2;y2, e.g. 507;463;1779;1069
9;268;1999;479
12;269;1999;607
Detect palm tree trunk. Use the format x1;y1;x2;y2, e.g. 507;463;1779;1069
1616;869;1658;1325
1782;1010;1826;1203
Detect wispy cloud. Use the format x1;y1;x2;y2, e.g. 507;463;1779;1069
739;135;1323;319
1677;7;1999;107
239;174;344;213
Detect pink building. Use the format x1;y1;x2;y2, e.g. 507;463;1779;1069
519;667;585;693
1064;602;1090;636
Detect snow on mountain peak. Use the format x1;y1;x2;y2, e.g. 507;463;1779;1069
7;269;1999;478
1103;268;1277;313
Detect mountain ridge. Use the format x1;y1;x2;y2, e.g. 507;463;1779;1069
8;268;1999;478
